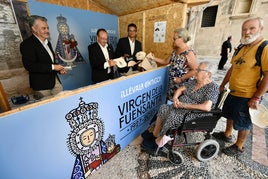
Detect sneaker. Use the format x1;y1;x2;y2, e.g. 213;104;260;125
212;132;233;143
141;130;156;140
222;144;244;157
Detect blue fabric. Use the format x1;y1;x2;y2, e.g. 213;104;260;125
222;94;252;130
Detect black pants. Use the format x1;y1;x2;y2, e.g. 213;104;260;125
218;55;228;69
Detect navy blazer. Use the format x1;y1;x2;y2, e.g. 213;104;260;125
88;42;115;83
20;35;58;90
115;37;142;73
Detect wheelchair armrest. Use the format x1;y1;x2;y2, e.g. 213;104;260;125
209;108;222;114
185;108;221;115
182;108;222;125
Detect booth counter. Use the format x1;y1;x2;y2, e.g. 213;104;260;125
0;67;168;179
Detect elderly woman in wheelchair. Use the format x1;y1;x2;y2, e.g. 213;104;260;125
141;61;221;164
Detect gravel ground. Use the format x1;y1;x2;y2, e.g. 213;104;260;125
89;57;268;179
90;117;268;179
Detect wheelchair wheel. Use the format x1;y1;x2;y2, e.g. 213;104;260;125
196;139;219;162
167;150;184;165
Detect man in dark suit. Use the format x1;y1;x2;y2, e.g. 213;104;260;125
115;23;142;73
88;28;117;84
20;15;67;100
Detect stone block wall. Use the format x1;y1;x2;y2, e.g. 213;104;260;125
0;0;31;99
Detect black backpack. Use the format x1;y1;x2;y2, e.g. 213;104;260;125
233;40;268;91
233;40;268;67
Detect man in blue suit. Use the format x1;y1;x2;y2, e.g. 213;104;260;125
115;23;142;73
20;15;67;100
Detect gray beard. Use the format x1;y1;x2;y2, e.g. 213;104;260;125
240;33;260;45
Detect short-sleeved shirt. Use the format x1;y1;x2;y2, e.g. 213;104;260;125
229;39;268;98
158;80;219;136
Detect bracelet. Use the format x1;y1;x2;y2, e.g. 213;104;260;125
252;96;260;101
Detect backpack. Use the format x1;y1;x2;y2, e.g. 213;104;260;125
233;40;268;92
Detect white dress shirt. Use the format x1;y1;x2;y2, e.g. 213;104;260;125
98;42;111;73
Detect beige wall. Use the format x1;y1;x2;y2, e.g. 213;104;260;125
188;0;268;58
119;3;187;59
0;0;31;100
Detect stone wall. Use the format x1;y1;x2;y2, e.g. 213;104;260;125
188;0;268;57
0;0;30;99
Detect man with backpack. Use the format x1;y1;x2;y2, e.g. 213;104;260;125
215;17;268;156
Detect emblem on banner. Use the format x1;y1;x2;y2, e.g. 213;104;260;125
55;15;86;68
65;97;120;178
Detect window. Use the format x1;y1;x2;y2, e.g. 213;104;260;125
201;6;218;27
234;0;253;14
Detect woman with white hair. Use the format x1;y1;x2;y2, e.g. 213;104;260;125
141;62;219;151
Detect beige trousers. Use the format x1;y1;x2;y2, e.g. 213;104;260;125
33;77;63;100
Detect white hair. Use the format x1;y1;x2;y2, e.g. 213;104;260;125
200;61;217;76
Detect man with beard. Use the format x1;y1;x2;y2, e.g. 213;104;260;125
214;17;268;156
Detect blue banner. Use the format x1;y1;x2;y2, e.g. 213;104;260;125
0;67;168;179
27;0;119;88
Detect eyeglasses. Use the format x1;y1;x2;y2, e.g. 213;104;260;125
128;30;137;32
173;36;182;41
196;68;209;73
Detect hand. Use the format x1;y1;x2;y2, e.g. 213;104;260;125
108;60;117;67
248;97;259;109
173;98;179;108
219;85;225;93
53;64;64;71
173;99;184;109
150;53;155;61
59;69;67;74
173;77;182;84
123;54;129;58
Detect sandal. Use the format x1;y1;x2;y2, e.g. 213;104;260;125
222;144;244;157
212;132;233;143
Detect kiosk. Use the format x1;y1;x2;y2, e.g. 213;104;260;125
0;67;168;179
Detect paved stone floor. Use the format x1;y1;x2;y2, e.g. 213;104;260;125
89;57;268;179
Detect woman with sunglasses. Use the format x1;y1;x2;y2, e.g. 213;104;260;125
151;28;198;101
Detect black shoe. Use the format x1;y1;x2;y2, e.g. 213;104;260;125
212;132;233;143
141;130;156;140
222;144;244;157
141;138;158;152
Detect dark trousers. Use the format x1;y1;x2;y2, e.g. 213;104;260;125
218;55;228;69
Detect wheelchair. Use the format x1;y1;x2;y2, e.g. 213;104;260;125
154;91;228;165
